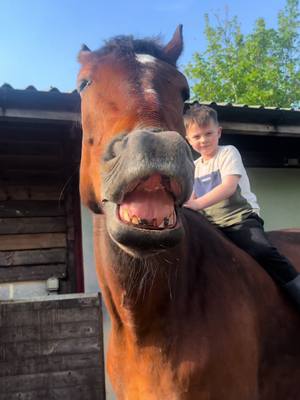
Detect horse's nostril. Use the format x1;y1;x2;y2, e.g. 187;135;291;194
112;136;128;156
150;128;164;133
111;142;121;157
103;133;128;162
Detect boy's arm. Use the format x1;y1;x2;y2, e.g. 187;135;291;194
187;190;196;201
184;175;240;211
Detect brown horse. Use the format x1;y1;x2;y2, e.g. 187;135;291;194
77;26;300;399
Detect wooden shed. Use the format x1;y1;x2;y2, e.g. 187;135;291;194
0;84;106;399
0;84;83;299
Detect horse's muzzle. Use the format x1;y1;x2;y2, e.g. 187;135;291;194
101;129;195;205
101;128;194;255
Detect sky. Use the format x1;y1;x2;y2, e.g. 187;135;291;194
0;0;288;92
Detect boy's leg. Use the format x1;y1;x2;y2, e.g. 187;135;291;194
221;214;300;309
220;214;298;285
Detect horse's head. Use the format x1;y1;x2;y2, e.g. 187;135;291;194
78;26;194;256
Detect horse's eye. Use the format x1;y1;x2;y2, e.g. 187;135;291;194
78;79;92;93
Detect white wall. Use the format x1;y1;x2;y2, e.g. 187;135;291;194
80;204;100;293
0;281;48;300
247;168;300;230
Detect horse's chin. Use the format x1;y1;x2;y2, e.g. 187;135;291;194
104;201;183;257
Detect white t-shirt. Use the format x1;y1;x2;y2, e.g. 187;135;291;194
194;145;260;227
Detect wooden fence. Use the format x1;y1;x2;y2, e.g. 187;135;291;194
0;293;106;399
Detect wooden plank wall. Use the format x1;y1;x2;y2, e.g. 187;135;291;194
0;185;68;284
0;293;106;400
0;125;82;290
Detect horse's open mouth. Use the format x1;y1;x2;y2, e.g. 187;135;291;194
104;173;185;255
117;173;180;230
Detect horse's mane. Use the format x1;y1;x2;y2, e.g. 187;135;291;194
95;36;176;66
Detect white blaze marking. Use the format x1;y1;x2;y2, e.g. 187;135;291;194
136;53;157;65
135;54;160;109
144;88;157;95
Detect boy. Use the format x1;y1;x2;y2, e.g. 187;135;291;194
184;104;300;310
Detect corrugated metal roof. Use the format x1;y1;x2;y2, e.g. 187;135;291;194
187;100;300;112
0;83;80;113
185;101;300;126
1;84;299;126
0;83;78;94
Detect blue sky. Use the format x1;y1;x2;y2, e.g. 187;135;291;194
0;0;287;92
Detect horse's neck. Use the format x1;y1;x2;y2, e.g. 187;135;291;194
93;221;202;338
94;216;203;326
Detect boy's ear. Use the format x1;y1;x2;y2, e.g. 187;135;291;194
218;126;222;138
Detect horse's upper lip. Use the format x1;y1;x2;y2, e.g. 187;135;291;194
120;175;181;200
102;174;182;208
100;129;195;211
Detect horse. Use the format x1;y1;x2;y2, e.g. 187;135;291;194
77;26;300;399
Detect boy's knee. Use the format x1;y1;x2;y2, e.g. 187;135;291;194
248;244;275;262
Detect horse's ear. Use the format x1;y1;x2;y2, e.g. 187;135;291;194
78;44;92;64
163;25;184;65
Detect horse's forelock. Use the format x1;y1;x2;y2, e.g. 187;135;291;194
94;35;178;66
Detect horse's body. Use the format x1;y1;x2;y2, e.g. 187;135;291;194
78;27;300;399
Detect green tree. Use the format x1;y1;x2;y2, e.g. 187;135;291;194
185;0;300;107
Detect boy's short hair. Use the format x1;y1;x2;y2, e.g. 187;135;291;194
184;104;218;131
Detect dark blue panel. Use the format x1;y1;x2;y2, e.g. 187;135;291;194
194;170;222;197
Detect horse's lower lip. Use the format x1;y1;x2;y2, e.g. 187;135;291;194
104;202;183;255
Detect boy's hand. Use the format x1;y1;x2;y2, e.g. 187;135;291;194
183;199;199;211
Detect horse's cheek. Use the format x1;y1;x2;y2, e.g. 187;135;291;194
79;146;100;207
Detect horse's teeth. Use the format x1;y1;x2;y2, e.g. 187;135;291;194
131;215;140;225
159;220;165;228
164;217;169;227
144;186;162;192
122;212;175;228
122;209;131;223
169;211;176;226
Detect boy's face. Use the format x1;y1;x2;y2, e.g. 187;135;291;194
186;121;221;160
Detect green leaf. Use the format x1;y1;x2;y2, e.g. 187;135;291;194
184;0;300;108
